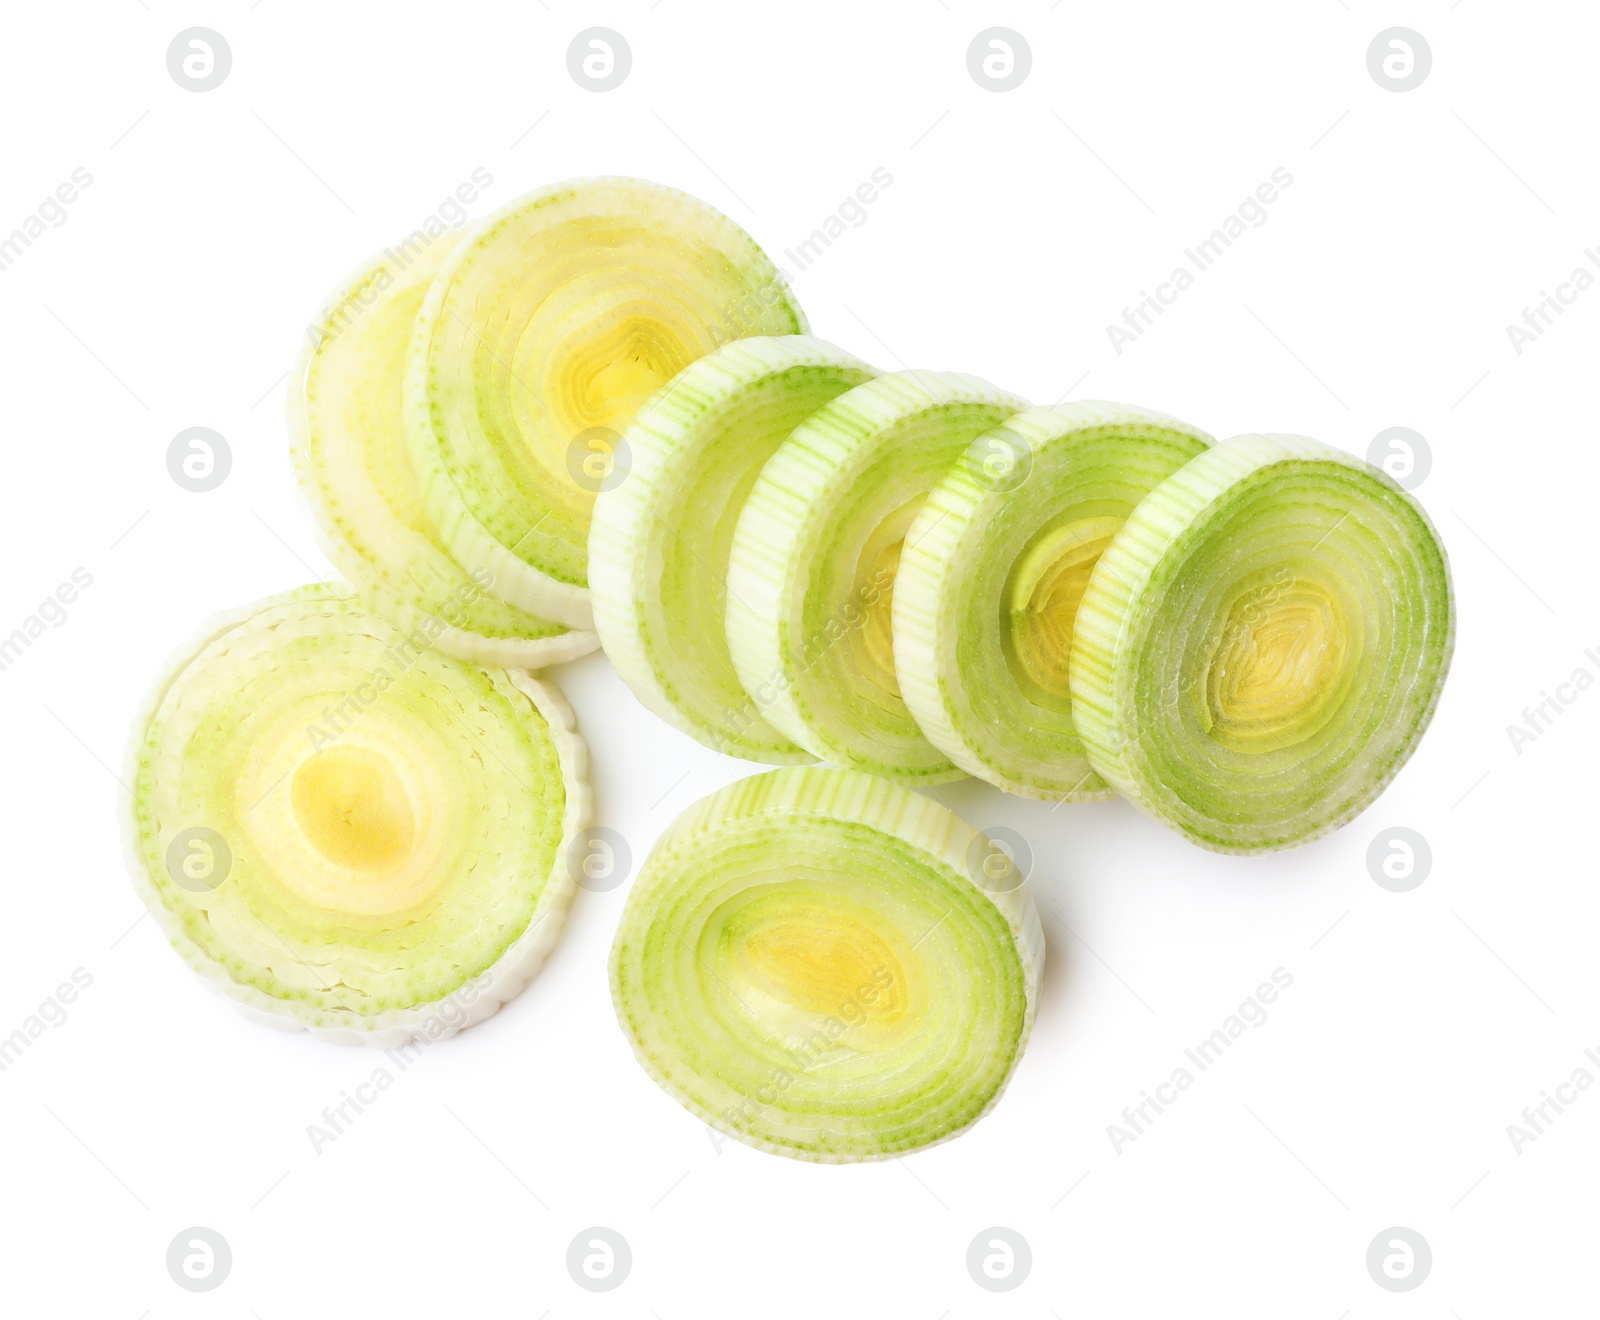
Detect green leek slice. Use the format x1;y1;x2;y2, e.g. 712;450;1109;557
291;235;597;668
894;403;1213;799
1069;434;1455;852
609;766;1043;1161
405;177;807;629
589;335;878;762
123;586;590;1043
725;372;1029;783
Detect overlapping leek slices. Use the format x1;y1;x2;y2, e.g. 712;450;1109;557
1069;434;1454;853
609;766;1043;1161
123;587;589;1043
292;234;597;667
725;372;1028;782
590;335;878;762
406;177;807;629
894;403;1213;799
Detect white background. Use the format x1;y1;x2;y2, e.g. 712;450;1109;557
2;1;1595;1315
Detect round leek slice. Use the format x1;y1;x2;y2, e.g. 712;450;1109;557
1070;434;1455;852
291;235;597;668
894;402;1213;800
609;766;1044;1162
123;586;590;1044
589;335;878;762
725;372;1029;783
406;177;807;629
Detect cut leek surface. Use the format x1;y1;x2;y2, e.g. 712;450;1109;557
1070;434;1454;853
725;372;1029;782
590;335;878;762
609;766;1044;1161
406;177;806;629
895;403;1213;799
292;235;597;668
123;587;589;1043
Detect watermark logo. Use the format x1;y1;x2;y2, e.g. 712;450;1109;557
1107;168;1294;354
972;426;1033;493
0;168;94;275
167;29;231;93
165;826;232;893
1506;647;1600;755
1507;1047;1600;1153
166;1227;231;1292
0;566;94;676
1366;29;1430;93
567;826;632;893
0;967;93;1073
967;29;1031;92
966;1227;1031;1291
567;1227;631;1291
1505;251;1600;355
1366;427;1431;491
966;825;1031;894
1109;969;1294;1152
565;428;630;494
1365;1227;1431;1291
567;29;631;92
167;427;231;492
779;167;895;278
1365;826;1430;893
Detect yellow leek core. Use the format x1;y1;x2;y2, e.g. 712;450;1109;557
1203;575;1352;750
853;495;927;700
1003;516;1124;709
734;908;908;1024
291;744;417;874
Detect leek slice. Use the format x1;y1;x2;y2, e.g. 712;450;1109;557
725;372;1028;783
123;587;590;1044
589;335;878;762
291;235;597;668
1069;434;1455;852
894;403;1213;799
406;177;807;629
609;766;1043;1162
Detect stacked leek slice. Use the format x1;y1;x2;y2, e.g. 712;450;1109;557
593;355;1454;856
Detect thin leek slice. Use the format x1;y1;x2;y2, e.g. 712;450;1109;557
1069;434;1455;853
123;587;590;1044
406;177;807;629
725;372;1028;783
609;766;1044;1162
894;402;1213;799
589;335;878;762
291;235;597;668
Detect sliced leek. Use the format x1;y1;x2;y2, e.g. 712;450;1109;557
406;177;806;629
609;766;1043;1162
894;403;1213;799
590;335;878;762
123;587;590;1044
1070;434;1454;852
725;372;1028;782
292;235;597;668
